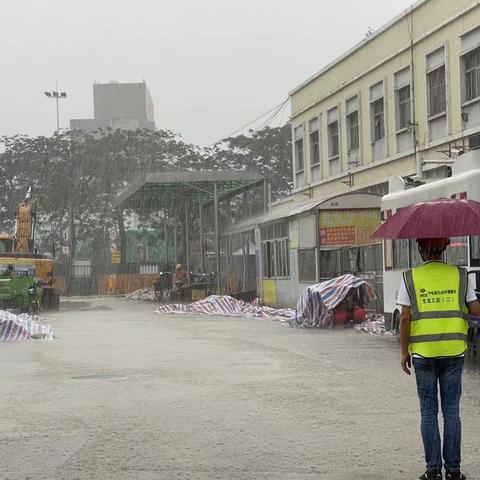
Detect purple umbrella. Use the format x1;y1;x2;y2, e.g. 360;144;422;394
372;198;480;239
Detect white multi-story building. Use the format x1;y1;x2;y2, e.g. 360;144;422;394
254;0;480;307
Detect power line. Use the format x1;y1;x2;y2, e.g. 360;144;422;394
211;99;289;145
259;98;289;131
278;99;289;126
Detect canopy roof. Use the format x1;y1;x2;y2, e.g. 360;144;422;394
114;170;265;211
225;192;381;235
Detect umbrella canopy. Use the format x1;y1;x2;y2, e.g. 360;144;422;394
372;198;480;239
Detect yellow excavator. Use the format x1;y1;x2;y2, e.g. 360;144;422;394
0;188;60;311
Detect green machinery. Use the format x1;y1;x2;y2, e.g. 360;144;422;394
0;265;43;313
0;187;60;313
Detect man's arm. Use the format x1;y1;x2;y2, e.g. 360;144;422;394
467;299;480;316
400;305;412;375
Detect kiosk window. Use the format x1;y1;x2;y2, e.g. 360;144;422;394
393;239;409;269
471;236;480;267
446;237;468;266
409;240;423;267
298;248;317;283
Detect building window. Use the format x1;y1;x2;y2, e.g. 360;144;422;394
371;98;385;141
470;133;480;150
394;68;413;152
309;117;320;166
346;96;359;152
370;82;385;143
261;222;290;279
394;67;411;131
328;121;339;157
464;47;480;102
428;65;446;117
347;111;359;151
397;86;411;130
298;248;317;283
358;244;383;272
409;239;423;267
319;248;349;279
294;126;304;172
262;241;273;278
370;82;385;161
446;236;468;266
328;120;340;174
392;239;409;269
275;238;290;278
470;236;480;267
327;107;340;175
426;48;447;141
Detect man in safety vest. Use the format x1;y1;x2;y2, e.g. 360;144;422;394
398;237;480;480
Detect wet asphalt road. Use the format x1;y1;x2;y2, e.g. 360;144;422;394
1;296;480;480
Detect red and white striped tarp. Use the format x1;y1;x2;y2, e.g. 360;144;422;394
290;274;376;328
155;295;295;320
0;310;54;342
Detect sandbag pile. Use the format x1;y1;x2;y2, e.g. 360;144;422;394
0;310;54;341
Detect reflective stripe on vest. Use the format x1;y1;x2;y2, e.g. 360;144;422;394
404;262;468;357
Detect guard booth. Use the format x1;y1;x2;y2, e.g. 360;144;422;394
255;192;383;309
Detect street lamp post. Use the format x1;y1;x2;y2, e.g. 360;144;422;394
44;83;67;132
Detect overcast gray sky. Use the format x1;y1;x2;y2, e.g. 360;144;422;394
1;0;415;146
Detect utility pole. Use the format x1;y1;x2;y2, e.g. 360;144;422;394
44;82;67;133
408;7;422;179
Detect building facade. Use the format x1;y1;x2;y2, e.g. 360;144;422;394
252;0;480;308
70;81;155;131
290;0;480;196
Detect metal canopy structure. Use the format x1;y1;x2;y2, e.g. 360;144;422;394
114;170;266;293
115;171;265;211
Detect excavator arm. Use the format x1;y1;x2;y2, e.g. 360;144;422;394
14;187;37;254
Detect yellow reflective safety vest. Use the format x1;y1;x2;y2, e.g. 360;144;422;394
404;261;469;358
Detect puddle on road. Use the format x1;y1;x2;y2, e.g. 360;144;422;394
60;301;112;312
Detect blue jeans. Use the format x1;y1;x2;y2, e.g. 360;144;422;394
413;356;464;473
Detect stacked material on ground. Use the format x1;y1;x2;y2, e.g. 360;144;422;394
155;295;295;321
290;274;376;328
0;310;54;341
354;314;391;336
125;288;156;302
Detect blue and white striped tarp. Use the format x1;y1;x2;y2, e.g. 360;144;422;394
0;310;54;342
155;295;295;321
291;274;376;328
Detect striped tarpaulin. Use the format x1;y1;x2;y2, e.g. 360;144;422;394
155;295;295;320
291;274;377;328
313;274;376;310
0;310;54;342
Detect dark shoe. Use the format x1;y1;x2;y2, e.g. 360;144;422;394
445;472;466;480
419;472;442;480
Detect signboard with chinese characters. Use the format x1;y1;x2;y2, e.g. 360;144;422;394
320;226;356;245
111;251;121;264
319;209;380;246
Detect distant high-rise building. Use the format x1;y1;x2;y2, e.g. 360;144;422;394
70;81;155;131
